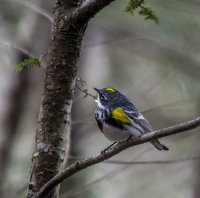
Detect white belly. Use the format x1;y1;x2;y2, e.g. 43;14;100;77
102;123;130;142
102;123;144;142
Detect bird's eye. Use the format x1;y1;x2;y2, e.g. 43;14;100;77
100;95;105;100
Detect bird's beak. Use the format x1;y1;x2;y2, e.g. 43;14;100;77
94;87;100;93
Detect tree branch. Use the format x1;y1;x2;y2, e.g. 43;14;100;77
35;116;200;198
73;0;116;23
60;150;148;198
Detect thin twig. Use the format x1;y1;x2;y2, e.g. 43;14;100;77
75;81;96;100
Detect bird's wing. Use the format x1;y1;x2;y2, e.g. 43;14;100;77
124;103;153;132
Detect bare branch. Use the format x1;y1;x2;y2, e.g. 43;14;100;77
75;80;97;100
35;117;200;198
60;149;149;198
62;156;200;197
73;0;116;23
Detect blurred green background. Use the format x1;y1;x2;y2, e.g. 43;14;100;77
0;0;200;198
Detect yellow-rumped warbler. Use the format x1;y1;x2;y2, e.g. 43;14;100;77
94;87;169;151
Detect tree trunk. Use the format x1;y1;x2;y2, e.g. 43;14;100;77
26;1;87;197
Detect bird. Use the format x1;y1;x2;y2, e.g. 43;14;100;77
94;87;169;151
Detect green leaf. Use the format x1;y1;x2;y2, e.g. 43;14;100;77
14;58;41;72
139;6;160;24
125;0;160;25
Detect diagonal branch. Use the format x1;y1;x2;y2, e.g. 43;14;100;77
35;116;200;198
73;0;116;23
60;150;147;198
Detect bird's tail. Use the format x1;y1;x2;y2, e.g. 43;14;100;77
150;139;169;151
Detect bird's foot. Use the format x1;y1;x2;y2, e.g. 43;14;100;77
100;141;117;158
127;135;135;143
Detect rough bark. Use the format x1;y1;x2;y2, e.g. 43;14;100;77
26;1;87;197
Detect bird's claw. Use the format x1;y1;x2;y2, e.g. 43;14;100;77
101;149;107;159
127;135;134;143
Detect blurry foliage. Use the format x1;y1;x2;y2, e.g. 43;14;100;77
14;58;41;72
125;0;160;24
76;76;97;100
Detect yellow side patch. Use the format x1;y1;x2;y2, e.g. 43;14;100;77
106;88;115;92
94;118;98;125
112;108;131;124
